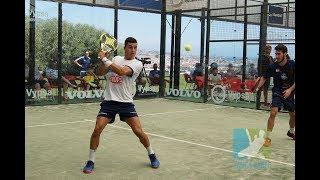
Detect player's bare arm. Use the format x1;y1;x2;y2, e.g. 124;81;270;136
99;50;133;77
74;57;83;68
96;51;111;76
109;64;133;76
283;82;295;98
254;77;267;92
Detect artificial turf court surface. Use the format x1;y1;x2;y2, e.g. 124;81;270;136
26;98;294;179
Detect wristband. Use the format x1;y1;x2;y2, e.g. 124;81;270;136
102;57;113;67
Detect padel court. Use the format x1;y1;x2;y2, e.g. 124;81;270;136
26;98;294;179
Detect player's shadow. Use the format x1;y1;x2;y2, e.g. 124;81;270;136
138;162;152;168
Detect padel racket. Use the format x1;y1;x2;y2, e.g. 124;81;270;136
99;33;118;53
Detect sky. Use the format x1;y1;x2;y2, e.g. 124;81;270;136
25;0;295;60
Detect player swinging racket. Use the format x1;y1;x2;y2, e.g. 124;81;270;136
83;37;160;174
253;44;295;147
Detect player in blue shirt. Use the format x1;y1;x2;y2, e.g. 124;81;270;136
149;63;161;86
254;44;295;147
74;51;91;77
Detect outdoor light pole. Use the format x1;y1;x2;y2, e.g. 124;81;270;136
257;0;268;109
159;0;166;97
200;8;205;65
114;0;118;56
169;14;175;90
235;0;238;21
203;0;211;102
29;0;36;87
173;10;182;90
286;0;290;28
58;2;63;104
242;0;248;83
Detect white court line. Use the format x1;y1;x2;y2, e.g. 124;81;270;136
25;108;217;128
139;107;217;116
26;120;93;128
26;109;295;167
108;124;295;167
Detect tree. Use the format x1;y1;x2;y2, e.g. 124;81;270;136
25;17;124;74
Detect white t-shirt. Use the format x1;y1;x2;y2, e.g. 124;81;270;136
34;68;41;80
25;65;29;79
208;73;221;84
45;67;58;79
104;56;143;103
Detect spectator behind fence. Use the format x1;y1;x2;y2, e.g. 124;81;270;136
25;64;29;82
225;63;237;78
45;58;78;100
248;63;258;80
192;63;204;79
149;63;161;86
25;64;51;99
207;63;222;99
34;66;51;100
136;71;147;88
149;63;170;87
259;44;274;106
208;66;222;85
82;66;103;90
74;51;91;77
192;63;205;90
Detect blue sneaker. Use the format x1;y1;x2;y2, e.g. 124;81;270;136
148;154;160;168
83;160;94;174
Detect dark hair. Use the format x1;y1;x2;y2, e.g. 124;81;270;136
265;45;271;49
275;44;288;53
286;54;291;60
210;62;218;69
125;37;137;47
48;54;58;64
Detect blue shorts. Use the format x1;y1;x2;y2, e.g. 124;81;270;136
80;71;87;77
271;92;295;112
97;100;138;123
